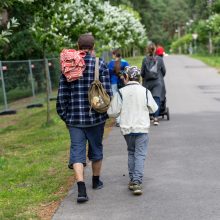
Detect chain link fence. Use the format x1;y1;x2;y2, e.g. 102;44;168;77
0;50;140;114
0;58;60;114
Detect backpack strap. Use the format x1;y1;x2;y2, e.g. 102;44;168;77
95;57;99;80
146;89;148;105
118;89;123;100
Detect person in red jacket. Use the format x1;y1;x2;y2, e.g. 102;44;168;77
156;45;165;57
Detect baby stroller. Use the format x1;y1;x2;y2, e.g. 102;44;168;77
159;83;170;120
159;97;170;120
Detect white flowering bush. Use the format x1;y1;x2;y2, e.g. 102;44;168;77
32;0;147;52
100;2;147;49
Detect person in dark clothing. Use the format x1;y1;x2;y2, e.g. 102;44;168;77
141;43;166;125
156;44;167;106
57;33;112;203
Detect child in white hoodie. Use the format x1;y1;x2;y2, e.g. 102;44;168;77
107;66;158;195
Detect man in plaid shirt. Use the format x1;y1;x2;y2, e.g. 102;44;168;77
56;33;112;203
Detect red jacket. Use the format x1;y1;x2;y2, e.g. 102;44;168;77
156;47;165;56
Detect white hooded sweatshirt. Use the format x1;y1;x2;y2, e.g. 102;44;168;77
107;81;158;135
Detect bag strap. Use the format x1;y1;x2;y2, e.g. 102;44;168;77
146;89;148;105
95;57;99;80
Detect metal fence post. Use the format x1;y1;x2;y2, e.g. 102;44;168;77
0;61;8;110
46;58;52;94
28;60;36;98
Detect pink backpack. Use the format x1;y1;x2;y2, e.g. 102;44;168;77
60;49;87;82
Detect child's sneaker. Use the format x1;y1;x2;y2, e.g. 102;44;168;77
133;184;142;195
150;116;154;123
128;182;135;190
153;118;159;126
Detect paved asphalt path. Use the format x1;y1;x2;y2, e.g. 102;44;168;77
53;55;220;220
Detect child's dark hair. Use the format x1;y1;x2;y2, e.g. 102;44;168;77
112;49;121;74
112;49;121;58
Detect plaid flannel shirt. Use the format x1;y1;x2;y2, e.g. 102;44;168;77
56;53;112;126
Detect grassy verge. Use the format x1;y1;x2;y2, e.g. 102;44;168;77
0;102;113;220
0;91;58;111
126;56;144;68
191;54;220;72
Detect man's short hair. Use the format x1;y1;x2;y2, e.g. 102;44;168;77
77;33;95;50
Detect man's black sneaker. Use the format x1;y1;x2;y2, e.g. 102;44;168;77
77;194;89;203
77;181;89;203
92;180;103;190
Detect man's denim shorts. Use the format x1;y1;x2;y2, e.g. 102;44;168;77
68;122;105;168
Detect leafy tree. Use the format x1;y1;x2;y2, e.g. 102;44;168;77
0;0;40;59
212;0;220;13
186;0;210;20
0;17;19;47
171;34;193;53
107;0;193;47
106;0;220;52
31;0;70;124
196;13;220;53
32;0;147;53
2;0;219;58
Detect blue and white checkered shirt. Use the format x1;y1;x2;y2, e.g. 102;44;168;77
56;53;112;127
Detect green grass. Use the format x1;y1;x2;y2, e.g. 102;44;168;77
191;54;220;70
0;90;58;111
0;104;72;219
126;56;144;69
0;103;113;220
0;87;33;104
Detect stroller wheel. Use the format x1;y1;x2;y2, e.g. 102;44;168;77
166;107;170;120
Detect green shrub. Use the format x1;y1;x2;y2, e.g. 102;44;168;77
0;87;32;103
